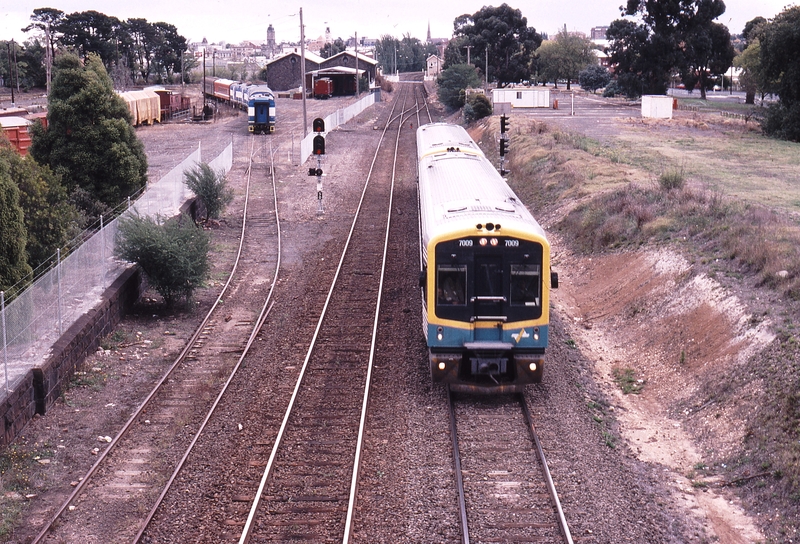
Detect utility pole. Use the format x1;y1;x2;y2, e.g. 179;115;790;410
45;24;52;94
355;32;359;97
300;7;308;137
464;45;473;65
485;48;488;91
7;42;14;106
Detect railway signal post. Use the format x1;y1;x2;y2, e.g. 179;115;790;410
499;114;510;176
310;118;326;214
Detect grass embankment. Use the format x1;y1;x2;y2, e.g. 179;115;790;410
477;114;800;541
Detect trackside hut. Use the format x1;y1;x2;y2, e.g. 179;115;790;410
492;87;550;109
263;50;324;92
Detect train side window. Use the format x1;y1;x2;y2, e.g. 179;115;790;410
510;264;541;306
437;265;467;306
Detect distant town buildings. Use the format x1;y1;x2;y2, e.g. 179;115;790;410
189;21;612;86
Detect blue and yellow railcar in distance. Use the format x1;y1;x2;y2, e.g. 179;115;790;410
205;78;276;134
417;123;558;393
235;84;276;134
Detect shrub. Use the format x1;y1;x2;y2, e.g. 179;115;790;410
579;65;612;93
464;93;493;122
437;64;482;110
183;163;234;222
658;167;686;190
115;214;210;307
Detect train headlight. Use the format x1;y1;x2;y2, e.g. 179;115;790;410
529;362;537;372
438;362;446;370
533;333;539;341
437;326;443;341
490;238;498;246
479;238;488;246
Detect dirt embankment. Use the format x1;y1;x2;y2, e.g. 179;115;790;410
482;100;800;542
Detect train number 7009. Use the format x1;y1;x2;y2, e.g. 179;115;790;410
505;240;520;247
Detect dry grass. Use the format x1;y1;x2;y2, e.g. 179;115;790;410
476;113;800;539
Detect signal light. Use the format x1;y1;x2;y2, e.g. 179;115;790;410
313;134;325;155
308;168;323;176
313;117;325;133
500;114;509;133
499;138;508;156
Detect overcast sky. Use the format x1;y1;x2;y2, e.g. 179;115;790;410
2;0;795;46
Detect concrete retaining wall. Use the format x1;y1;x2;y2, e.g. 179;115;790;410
2;266;143;447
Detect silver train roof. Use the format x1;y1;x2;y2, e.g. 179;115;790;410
417;123;546;239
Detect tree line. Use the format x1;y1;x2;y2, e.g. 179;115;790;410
2;7;188;91
422;2;798;141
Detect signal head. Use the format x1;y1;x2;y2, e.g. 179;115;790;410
313;134;326;155
499;138;508;156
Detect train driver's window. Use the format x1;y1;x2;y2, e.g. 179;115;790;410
510;264;541;306
437;265;467;306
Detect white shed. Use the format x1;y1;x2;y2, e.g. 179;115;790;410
641;95;673;119
492;87;550;109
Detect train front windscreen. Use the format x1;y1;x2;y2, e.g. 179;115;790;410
434;236;544;324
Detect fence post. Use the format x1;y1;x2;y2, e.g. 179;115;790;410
2;291;8;394
57;248;63;335
101;215;107;290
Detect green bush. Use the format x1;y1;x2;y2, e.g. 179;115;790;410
464;93;493;122
183;163;234;222
437;64;482;110
115;213;210;307
658;167;686;190
602;80;621;97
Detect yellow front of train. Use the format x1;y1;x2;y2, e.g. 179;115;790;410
417;122;557;393
424;220;556;393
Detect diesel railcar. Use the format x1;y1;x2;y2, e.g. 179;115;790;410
204;77;276;133
417;123;558;393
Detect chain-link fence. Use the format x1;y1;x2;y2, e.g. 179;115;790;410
1;142;233;398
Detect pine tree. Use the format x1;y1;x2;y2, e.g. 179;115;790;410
30;52;147;216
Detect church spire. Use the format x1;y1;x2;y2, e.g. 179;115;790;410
427;21;431;43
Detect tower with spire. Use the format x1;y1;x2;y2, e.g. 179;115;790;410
427;21;431;43
266;24;276;57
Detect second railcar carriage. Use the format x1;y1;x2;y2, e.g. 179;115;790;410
417;123;558;393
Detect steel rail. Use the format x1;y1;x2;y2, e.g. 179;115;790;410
519;393;575;544
31;134;274;544
238;82;412;544
343;81;423;544
447;390;575;543
132;136;283;542
448;386;472;544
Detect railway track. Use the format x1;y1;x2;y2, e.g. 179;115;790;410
32;136;282;543
237;82;420;543
448;389;574;543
